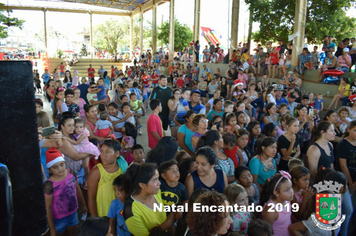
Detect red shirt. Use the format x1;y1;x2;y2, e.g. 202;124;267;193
223;146;239;168
111;68;115;78
270;52;279;65
147;114;163;149
59;65;65;73
87;68;95;78
142;75;150;86
151;74;159;84
176;78;185;89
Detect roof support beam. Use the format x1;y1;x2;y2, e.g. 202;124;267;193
132;0;169;16
0;5;131;16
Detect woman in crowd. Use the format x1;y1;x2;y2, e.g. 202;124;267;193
146;136;178;166
191;114;209;151
84;104;107;143
177;110;197;157
195;130;235;184
186;191;233;236
123;163;178;235
318;51;337;82
248;137;277;192
168;88;181;138
72;88;86;120
296;104;314;160
307;121;335;178
323;109;343;148
185;146;228;197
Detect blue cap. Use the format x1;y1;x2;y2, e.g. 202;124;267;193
191;89;201;95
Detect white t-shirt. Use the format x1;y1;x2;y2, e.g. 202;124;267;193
267;94;276;104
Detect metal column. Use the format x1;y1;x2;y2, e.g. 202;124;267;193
152;0;157;53
139;9;144;55
193;0;200;62
43;9;48;51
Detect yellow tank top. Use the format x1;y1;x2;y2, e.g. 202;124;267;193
96;163;123;217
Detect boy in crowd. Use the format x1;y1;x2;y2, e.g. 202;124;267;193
130;144;145;166
147;99;163;149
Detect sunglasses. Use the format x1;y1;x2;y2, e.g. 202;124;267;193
91;86;97;89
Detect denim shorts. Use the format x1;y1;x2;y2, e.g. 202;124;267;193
53;211;79;233
169;119;177;127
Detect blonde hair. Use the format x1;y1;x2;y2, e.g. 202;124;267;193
81;77;87;84
224;183;246;204
288;158;304;171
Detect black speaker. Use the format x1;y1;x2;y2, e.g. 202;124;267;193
0;61;47;236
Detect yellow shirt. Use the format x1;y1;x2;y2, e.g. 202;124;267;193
242;53;249;61
125;190;167;236
339;84;350;97
96;163;123;217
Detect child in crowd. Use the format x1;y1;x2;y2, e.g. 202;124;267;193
121;122;136;165
93;111;114;138
159;159;188;207
175;150;191;163
35;98;43;113
223;132;243;168
235;166;260;205
52;87;68;124
314;93;324;116
235;129;250;166
129;93;144;135
337;106;351;134
247;219;274;236
147;99;163;149
108;175;130;236
124;85;131;101
119;95;129;109
175;75;185;89
225;183;251;235
65;89;80;117
290;166;313;222
87;139;125;217
261;171;293;236
44;148;87;236
224;113;241;134
232;79;246;102
236;111;247;129
246;121;262;156
121;102;136;125
65;118;100;184
97;78;108;103
288;158;304;170
130;144;145;166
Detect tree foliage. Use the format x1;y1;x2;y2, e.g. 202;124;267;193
94;20;128;56
245;0;356;44
0;4;25;39
158;19;193;51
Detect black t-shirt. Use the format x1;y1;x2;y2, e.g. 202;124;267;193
160;180;188;206
336;139;356;182
278;135;299;171
67;104;80;117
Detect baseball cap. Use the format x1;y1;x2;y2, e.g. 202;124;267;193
288;92;296;99
191;89;201;95
302;94;309;100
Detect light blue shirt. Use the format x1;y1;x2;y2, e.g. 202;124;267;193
178;124;194;152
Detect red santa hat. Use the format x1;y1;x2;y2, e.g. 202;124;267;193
46;148;65;169
349;94;356;103
234;79;243;88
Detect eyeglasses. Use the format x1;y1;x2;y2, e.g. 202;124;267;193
200;119;209;123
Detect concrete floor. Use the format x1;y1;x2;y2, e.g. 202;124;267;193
38;88;172;153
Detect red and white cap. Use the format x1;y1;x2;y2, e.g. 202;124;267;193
46;148;65;169
349;94;356;103
234;79;243;88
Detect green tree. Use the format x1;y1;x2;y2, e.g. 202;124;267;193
0;4;24;38
158;19;193;51
94;19;128;60
79;44;88;56
245;0;356;44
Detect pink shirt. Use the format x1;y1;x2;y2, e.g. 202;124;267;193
238;73;248;88
46;170;78;219
338;55;351;68
147;114;163;149
264;199;292;236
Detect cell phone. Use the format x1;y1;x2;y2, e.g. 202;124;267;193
41;126;55;137
309;108;314;116
215;121;221;129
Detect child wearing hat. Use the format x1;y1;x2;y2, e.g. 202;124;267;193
44;148;87;236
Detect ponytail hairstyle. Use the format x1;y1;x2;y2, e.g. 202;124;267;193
260;172;290;206
285;116;299;127
254;137;277;156
309;121;333;145
52;87;65;122
343;120;356;138
122;163;158;198
262;123;277;137
44;79;54;102
222;132;236;147
290;166;310;185
195;130;220;151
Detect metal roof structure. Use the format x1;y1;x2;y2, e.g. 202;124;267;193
33;0;169;15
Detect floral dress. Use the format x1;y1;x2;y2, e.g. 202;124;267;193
230;211;251;235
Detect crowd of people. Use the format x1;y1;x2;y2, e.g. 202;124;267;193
32;33;356;236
